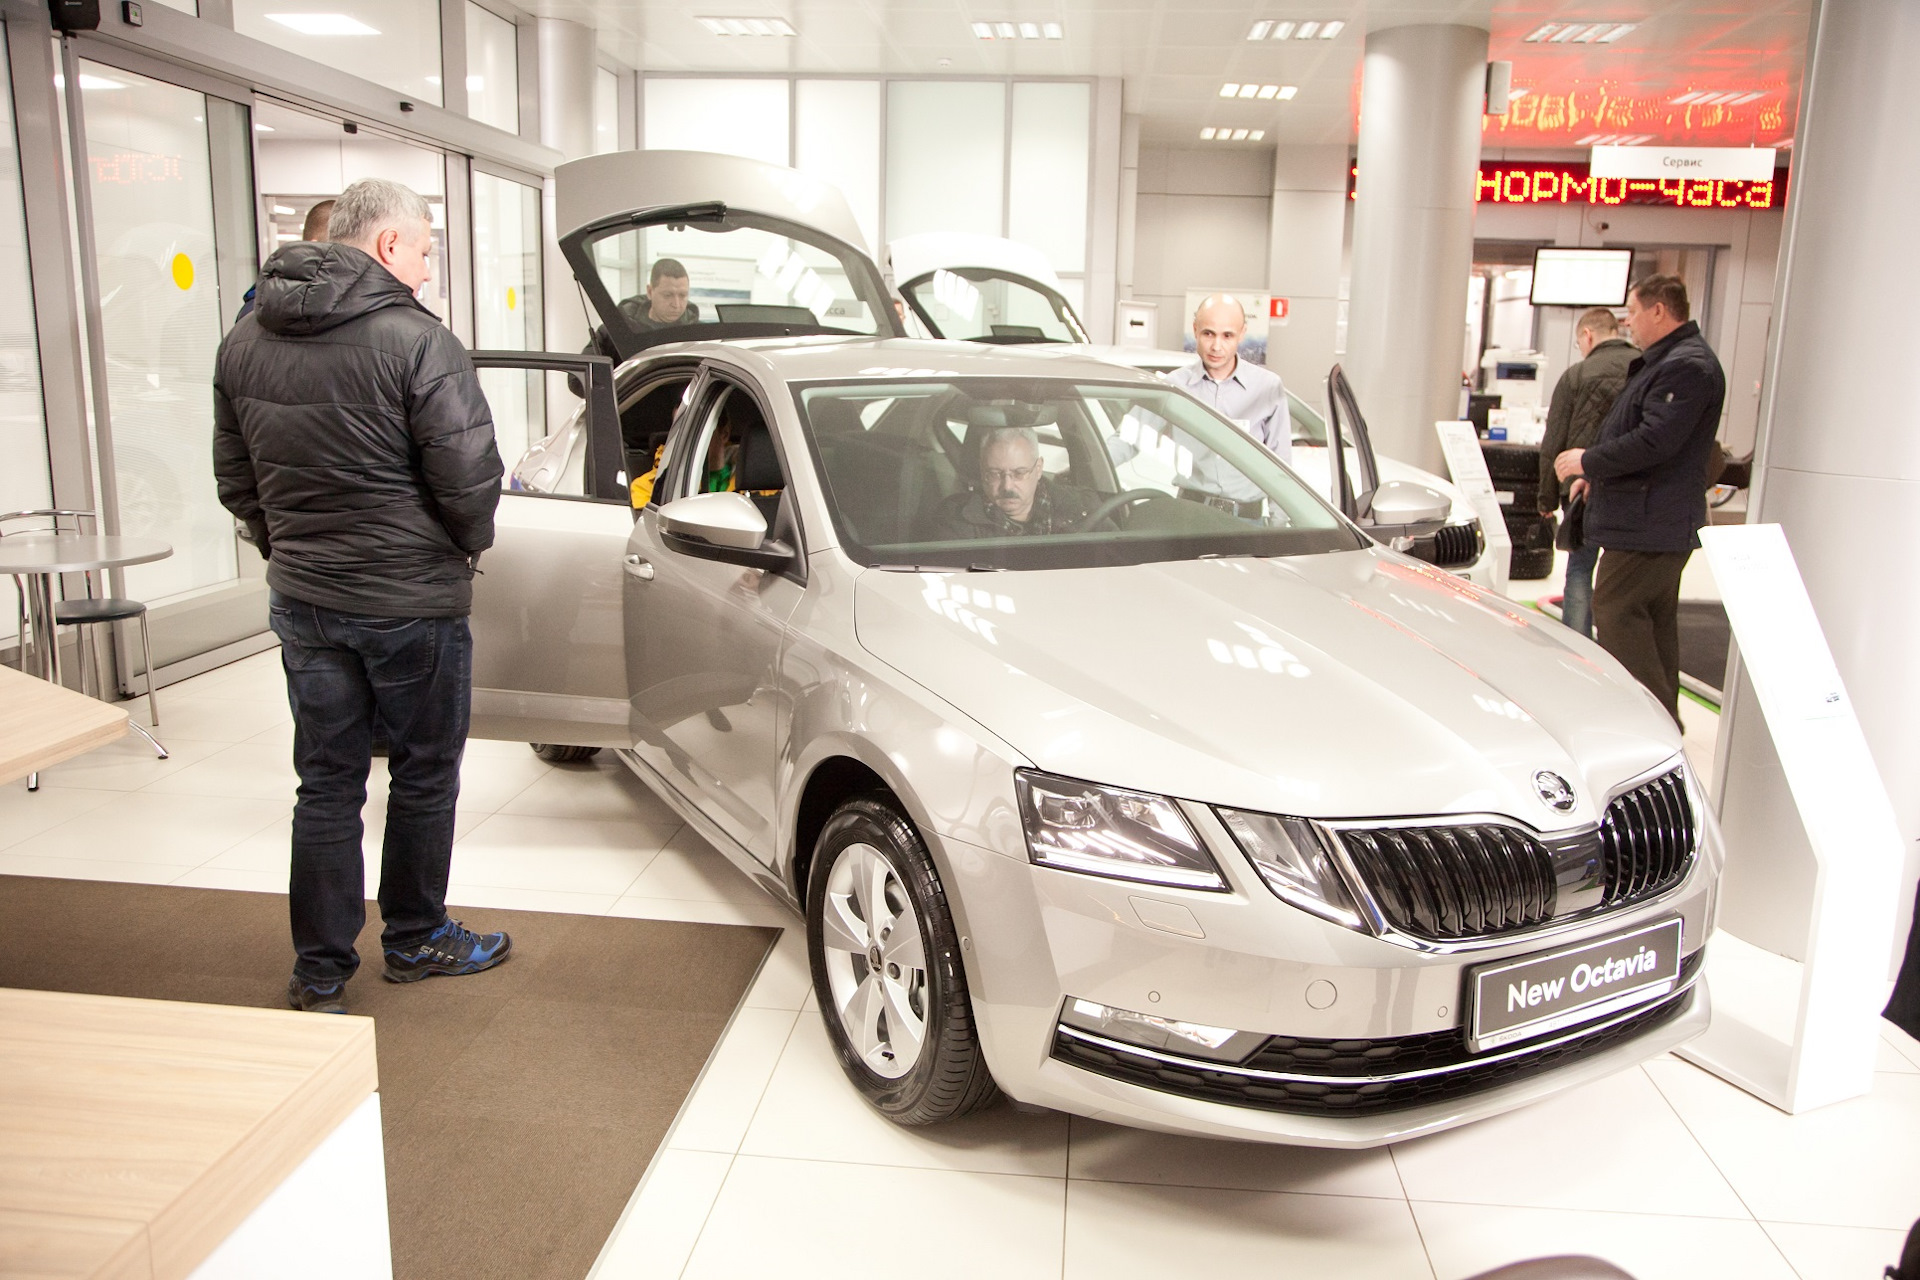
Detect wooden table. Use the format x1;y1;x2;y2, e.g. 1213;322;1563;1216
0;665;128;787
0;989;379;1279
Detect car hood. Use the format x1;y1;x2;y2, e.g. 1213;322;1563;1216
852;550;1676;828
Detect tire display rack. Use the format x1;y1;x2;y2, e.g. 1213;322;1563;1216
1481;441;1556;581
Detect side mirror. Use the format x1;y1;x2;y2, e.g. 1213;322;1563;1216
1368;480;1452;526
658;491;796;571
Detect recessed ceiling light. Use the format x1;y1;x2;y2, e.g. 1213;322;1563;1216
1296;20;1319;38
1042;22;1062;38
1548;24;1585;42
1277;85;1298;100
1256;84;1278;99
974;18;1061;39
1523;24;1558;41
273;204;295;214
696;16;792;35
1200;127;1217;139
1729;90;1766;105
1220;83;1239;98
1247;20;1272;39
1319;20;1342;38
1237;84;1259;98
1250;129;1265;139
1574;133;1601;145
971;21;992;37
1596;23;1636;42
1670;91;1704;105
1221;82;1289;100
266;13;380;36
994;21;1017;38
1018;21;1039;38
1269;20;1295;39
1246;18;1342;41
1231;128;1250;140
253;122;275;132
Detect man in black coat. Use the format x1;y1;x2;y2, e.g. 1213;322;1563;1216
214;178;509;1014
1554;274;1725;725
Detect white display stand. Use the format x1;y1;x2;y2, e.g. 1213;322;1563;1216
1434;421;1512;596
1681;524;1906;1112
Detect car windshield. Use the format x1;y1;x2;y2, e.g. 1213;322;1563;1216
793;378;1363;571
1288;391;1330;447
899;269;1087;344
579;210;887;354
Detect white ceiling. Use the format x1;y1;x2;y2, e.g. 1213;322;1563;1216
518;0;1808;150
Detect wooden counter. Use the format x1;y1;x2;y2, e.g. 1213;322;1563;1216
0;665;128;786
0;989;379;1279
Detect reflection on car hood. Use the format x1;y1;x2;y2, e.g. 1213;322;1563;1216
853;550;1675;827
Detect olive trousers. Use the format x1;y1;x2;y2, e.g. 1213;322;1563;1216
1593;547;1691;727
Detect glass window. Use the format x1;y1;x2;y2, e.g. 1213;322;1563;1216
77;63;233;604
232;0;443;107
579;212;885;356
471;170;543;468
793;379;1360;570
1009;83;1090;274
464;2;518;134
593;66;619;155
0;26;51;648
794;80;880;255
885;82;1004;241
899;267;1087;344
643;78;789;166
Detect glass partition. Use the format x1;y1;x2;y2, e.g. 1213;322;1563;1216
0;25;51;648
233;0;443;107
464;2;519;134
472;169;544;466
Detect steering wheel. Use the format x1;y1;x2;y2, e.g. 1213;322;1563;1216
1071;488;1164;533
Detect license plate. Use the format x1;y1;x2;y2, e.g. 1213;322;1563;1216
1467;917;1683;1052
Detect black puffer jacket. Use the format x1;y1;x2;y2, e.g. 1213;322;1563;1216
1580;320;1726;554
213;243;502;617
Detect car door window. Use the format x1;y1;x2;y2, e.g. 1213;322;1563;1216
673;383;789;512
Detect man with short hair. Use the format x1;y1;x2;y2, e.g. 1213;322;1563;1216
1554;274;1726;724
1166;295;1288;516
214;177;510;1014
935;427;1097;537
1538;306;1636;636
587;258;699;362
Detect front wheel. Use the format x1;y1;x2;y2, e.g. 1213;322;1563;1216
806;794;998;1124
529;743;601;764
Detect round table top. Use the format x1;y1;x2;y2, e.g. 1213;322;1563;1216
0;532;174;574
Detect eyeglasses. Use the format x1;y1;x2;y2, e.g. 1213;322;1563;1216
982;462;1044;485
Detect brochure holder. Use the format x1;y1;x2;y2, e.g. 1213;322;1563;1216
1434;421;1512;597
1681;524;1906;1112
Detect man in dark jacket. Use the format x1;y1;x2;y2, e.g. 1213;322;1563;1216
1538;307;1636;637
214;178;509;1014
1554;274;1725;724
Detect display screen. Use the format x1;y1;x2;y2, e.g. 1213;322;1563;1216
1530;248;1633;307
1349;162;1787;210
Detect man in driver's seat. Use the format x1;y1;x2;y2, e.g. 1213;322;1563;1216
935;427;1096;538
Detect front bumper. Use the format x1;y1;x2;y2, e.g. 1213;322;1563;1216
938;806;1718;1147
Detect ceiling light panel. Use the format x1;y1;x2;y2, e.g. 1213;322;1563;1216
698;15;796;35
1245;17;1343;41
974;19;1062;39
1220;82;1293;100
265;13;381;35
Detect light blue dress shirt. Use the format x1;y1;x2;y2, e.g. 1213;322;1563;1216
1165;357;1290;500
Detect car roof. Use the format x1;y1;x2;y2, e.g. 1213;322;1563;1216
665;336;1173;385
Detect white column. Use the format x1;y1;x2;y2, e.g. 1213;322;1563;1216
1344;23;1488;475
537;17;597;360
1265;144;1348;407
1713;0;1920;977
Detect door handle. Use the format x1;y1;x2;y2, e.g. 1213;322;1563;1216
624;555;654;581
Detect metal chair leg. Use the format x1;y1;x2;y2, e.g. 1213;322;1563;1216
135;611;165;757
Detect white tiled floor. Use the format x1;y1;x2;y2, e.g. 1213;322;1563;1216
6;647;1917;1280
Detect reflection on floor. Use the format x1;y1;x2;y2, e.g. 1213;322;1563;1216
5;648;1916;1280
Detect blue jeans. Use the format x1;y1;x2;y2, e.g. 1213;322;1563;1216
1561;541;1600;638
269;591;471;983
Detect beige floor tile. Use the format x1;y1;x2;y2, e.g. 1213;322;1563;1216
1414;1202;1795;1280
739;1016;1069;1176
624;827;778;906
5;790;289;868
1065;1181;1432;1280
1391;1065;1747;1219
0;784;120;851
1646;1057;1920;1229
741;927;811;1011
143;741;302;800
498;755;680;825
1879;1037;1920;1075
590;1148;734;1280
1066;1116;1404;1199
666;1007;802;1154
450;812;671;895
130;693;291;743
684;1156;1064;1280
1761;1220;1913;1280
607;895;797;929
31;734;226;792
0;851;195;884
1886;1021;1920;1071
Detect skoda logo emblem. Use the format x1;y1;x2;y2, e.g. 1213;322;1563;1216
1534;771;1577;813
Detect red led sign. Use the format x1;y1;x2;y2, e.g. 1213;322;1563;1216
1349;162;1787;210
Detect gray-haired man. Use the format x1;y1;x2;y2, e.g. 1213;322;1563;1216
214;178;511;1014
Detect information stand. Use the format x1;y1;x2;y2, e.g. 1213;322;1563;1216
1434;421;1512;597
1681;523;1906;1112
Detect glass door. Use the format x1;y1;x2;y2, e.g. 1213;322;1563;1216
67;53;262;682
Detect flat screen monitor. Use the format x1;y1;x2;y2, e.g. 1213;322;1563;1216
1529;248;1633;307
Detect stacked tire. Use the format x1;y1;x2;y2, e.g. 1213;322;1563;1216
1480;442;1557;581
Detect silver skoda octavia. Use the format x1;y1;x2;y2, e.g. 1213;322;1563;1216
469;151;1719;1146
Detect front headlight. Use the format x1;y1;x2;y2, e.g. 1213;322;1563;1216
1217;809;1365;928
1016;770;1226;891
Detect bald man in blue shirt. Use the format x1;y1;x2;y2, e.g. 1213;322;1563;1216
1165;294;1289;514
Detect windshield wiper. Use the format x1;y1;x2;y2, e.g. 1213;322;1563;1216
870;562;1003;573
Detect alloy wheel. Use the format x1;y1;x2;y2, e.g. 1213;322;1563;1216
818;840;928;1079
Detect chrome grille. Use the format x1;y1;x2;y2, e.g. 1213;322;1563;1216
1599;768;1694;906
1336;768;1696;942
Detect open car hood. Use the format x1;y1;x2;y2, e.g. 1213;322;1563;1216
554;150;903;361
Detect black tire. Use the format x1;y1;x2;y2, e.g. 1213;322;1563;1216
529;743;601;764
1510;545;1557;580
805;793;999;1124
1479;442;1541;482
